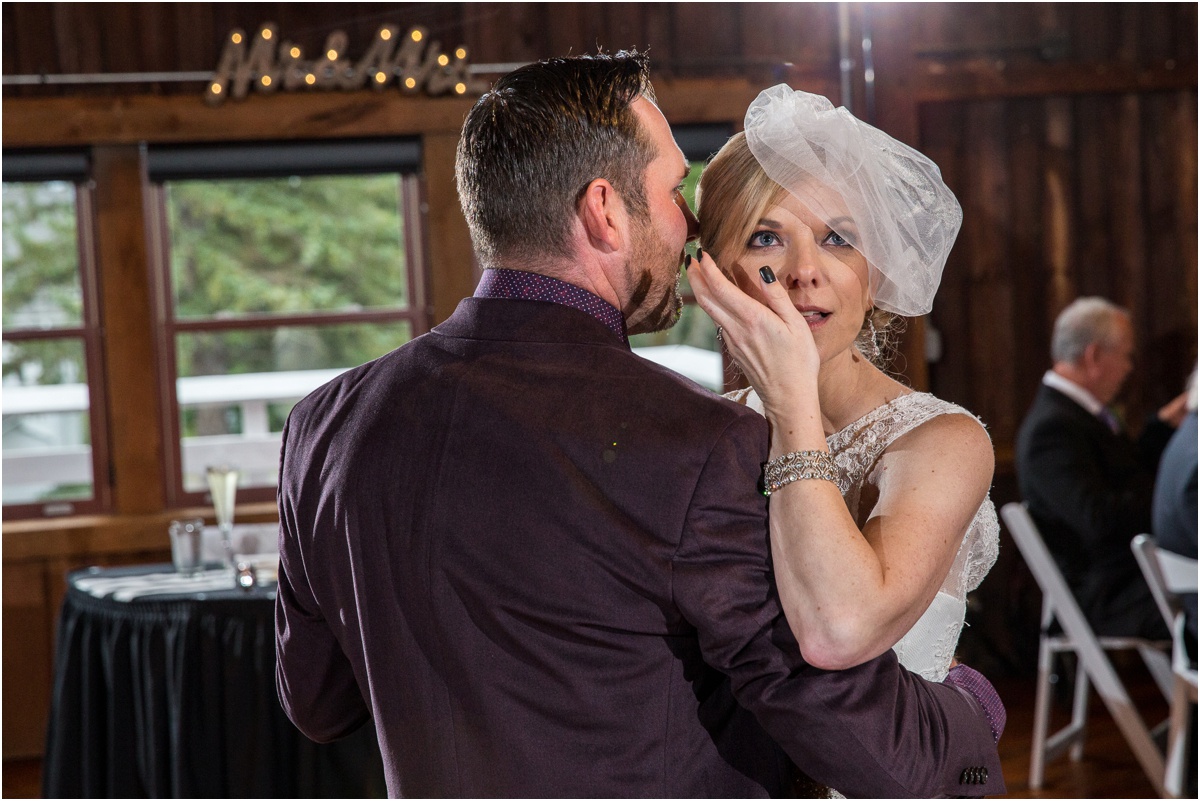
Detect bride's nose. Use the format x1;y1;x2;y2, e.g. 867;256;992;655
778;236;823;289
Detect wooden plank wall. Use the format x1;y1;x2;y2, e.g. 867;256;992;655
2;1;1196;758
924;91;1198;461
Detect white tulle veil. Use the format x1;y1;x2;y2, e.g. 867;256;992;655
743;84;962;316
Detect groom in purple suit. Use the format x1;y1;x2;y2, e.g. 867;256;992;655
275;51;1005;797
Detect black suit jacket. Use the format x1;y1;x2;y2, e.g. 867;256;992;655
1016;383;1165;636
276;297;1003;798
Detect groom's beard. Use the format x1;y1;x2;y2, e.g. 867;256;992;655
624;217;684;336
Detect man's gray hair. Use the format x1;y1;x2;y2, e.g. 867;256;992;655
1051;297;1129;365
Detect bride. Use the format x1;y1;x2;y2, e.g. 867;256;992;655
688;85;999;684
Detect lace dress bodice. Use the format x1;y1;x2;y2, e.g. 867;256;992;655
729;388;1000;681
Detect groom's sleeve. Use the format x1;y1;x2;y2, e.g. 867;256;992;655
275;415;371;742
672;412;1005;798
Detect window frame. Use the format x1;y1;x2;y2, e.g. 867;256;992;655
2;167;113;519
145;145;430;508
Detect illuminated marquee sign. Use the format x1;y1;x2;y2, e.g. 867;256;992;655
206;23;489;105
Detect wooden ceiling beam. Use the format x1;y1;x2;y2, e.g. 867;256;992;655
2;77;778;148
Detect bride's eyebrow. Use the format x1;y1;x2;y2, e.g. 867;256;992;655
754;218;783;230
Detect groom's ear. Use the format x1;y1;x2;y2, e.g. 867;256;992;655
579;178;626;254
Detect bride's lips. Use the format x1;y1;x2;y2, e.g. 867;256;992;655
796;305;831;329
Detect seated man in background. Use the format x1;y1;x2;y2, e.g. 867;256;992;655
1016;297;1185;640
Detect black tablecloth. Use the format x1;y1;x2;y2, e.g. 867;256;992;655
43;565;386;798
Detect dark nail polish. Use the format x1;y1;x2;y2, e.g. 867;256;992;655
697;247;704;261
760;266;777;284
684;254;692;269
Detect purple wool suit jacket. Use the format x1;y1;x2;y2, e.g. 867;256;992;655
276;295;1004;798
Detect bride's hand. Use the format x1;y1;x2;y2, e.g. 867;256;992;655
687;250;821;416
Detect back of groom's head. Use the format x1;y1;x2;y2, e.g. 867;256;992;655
456;51;657;270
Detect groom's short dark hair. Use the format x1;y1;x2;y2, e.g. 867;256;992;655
455;51;657;268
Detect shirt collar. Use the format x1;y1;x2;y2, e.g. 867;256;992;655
1043;370;1105;417
474;269;627;343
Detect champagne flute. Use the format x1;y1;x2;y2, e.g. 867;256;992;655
206;465;240;569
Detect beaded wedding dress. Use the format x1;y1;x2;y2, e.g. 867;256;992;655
728;388;1000;682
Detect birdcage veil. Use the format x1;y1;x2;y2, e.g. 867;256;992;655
743;84;962;316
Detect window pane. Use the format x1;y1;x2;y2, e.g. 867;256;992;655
2;181;83;331
175;321;412;491
2;337;93;505
166;174;409;320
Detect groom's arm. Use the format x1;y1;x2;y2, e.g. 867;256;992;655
275;414;371;742
673;412;1004;798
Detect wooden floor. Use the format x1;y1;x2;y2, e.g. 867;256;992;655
1;662;1181;798
993;665;1171;799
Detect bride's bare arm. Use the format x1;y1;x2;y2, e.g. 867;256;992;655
767;411;994;668
689;252;994;668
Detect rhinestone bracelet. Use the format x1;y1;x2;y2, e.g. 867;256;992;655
762;449;838;496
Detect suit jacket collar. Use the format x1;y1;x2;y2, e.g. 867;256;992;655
1038;383;1112;434
1042;370;1104;416
433;297;631;350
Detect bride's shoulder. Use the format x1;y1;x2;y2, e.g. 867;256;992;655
889;393;995;468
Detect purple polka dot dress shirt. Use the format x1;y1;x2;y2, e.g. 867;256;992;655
474;268;627;344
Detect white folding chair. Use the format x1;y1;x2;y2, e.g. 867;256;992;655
1132;534;1198;799
1001;502;1171;796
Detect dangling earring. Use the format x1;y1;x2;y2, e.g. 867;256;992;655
860;314;881;361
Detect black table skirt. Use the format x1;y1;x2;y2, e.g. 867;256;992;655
43;569;386;798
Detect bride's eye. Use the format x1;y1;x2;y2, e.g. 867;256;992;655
823;230;850;247
748;230;779;248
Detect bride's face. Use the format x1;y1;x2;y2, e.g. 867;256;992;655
727;190;872;364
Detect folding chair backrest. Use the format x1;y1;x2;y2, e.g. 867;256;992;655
1132;534;1182;630
1156;546;1198;595
1002;502;1104;653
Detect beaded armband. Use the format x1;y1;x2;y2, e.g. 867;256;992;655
762;449;838;496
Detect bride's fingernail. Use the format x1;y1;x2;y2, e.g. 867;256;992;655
760;266;777;284
697;247;704;261
684;254;692;269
